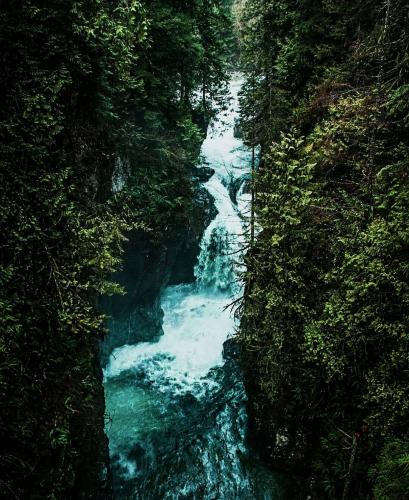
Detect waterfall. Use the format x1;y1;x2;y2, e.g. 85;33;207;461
103;76;285;499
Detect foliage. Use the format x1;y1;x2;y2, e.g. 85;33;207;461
114;0;234;232
238;0;409;498
370;439;409;500
0;0;233;497
0;0;145;496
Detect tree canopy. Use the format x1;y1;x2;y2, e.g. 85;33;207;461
238;0;409;498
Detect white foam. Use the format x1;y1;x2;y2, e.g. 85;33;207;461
105;286;234;395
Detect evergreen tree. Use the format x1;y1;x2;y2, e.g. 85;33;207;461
238;0;409;497
0;0;233;496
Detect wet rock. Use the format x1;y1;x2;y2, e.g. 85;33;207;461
100;297;164;366
223;338;241;361
168;185;217;286
193;165;215;182
227;173;250;205
233;118;243;139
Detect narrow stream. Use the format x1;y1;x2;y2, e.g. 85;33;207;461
104;77;285;499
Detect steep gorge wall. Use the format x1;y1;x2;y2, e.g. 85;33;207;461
101;179;216;364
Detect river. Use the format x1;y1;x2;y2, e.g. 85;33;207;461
103;77;285;499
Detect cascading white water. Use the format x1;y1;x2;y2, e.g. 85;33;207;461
103;76;285;500
105;77;249;396
195;79;251;290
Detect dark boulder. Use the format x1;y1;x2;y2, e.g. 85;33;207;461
193;166;215;182
233;118;243;139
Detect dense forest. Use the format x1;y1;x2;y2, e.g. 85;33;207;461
237;0;409;498
1;0;409;499
0;1;232;497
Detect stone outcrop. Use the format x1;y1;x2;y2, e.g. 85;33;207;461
100;182;217;365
